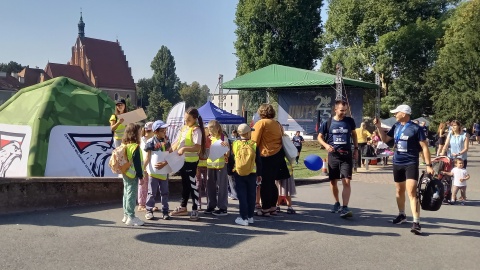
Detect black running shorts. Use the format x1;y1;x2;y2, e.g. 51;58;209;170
328;152;353;180
393;163;419;183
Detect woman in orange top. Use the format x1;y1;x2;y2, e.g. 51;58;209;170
252;104;290;216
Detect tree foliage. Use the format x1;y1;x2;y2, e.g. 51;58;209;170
0;61;23;74
427;0;480;129
179;81;210;108
322;0;459;118
136;78;154;108
234;0;324;112
151;46;181;104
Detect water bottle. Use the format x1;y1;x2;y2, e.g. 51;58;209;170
433;189;440;200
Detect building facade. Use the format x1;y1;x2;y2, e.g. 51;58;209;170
210;91;243;116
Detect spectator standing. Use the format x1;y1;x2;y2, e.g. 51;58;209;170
355;122;371;168
441;120;470;168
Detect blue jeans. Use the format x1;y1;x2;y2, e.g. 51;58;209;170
234;173;257;220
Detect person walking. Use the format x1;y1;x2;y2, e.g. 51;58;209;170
472;121;480;144
441;120;470;168
373;105;434;235
355;122;371;168
317;100;358;218
292;131;304;165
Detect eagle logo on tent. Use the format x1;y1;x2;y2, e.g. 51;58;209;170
0;132;25;177
66;133;114;177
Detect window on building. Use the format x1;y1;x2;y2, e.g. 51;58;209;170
114;93;119;100
230;110;232;113
231;103;232;106
231;95;232;99
224;103;226;107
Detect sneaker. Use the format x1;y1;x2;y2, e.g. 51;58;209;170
411;222;422;235
287;207;296;214
145;211;154;220
276;206;281;212
235;217;248;226
122;215;128;223
212;209;228;216
331;202;341;213
392;214;407;224
125;216;144;226
248;217;254;224
204;208;215;214
162;213;171;220
170;206;188;216
340;207;353;218
189;210;199;221
449;201;456;205
137;206;146;212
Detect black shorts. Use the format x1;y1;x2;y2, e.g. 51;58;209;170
295;145;302;153
393;163;419;183
328;152;353;180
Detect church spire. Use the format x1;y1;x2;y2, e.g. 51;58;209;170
78;11;85;38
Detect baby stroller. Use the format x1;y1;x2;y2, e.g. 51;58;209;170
431;156;453;203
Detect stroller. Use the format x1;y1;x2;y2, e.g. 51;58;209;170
431;156;453;203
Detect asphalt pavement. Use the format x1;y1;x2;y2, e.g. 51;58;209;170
1;145;480;270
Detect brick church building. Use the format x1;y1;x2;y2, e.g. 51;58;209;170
15;13;136;104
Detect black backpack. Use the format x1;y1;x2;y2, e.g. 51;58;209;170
417;172;444;211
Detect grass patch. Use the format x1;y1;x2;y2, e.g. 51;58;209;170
292;144;327;179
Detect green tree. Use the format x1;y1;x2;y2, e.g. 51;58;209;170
146;90;164;121
136;78;154;108
234;0;324;112
322;0;459;118
179;81;210;108
427;0;480;129
151;46;181;104
0;61;23;74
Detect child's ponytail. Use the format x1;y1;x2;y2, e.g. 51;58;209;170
197;115;206;157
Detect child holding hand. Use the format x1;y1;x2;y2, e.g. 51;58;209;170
442;158;470;205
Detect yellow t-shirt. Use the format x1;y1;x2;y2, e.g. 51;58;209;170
252;119;283;157
355;128;371;144
110;114;126;140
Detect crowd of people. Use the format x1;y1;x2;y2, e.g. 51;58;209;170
110;101;297;227
110;98;473;235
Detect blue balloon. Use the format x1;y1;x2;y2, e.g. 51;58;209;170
304;154;323;171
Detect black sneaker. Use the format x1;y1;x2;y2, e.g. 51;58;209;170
392;214;407;224
331;202;341;213
204;208;215;214
212;209;228;216
339;206;353;218
162;213;171;220
411;222;422;235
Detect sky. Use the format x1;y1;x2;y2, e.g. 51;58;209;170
1;1;328;94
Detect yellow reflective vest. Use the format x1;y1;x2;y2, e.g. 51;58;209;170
125;143;142;178
207;137;227;169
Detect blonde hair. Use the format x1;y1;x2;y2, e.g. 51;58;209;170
207;120;222;137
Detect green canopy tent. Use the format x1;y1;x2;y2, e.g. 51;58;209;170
222;64;378;134
0;77;115;176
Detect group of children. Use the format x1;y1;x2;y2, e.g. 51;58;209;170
114;107;297;226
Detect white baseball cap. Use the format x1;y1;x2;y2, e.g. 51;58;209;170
237;123;254;135
390;104;412;115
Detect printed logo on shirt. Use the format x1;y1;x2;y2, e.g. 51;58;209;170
333;127;349;134
65;133;114;177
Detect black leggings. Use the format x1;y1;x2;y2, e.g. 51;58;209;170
260;149;290;210
295;146;302;163
180;161;199;211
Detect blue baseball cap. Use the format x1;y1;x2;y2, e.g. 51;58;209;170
152;120;169;131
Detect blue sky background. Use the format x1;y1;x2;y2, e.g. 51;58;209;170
1;1;328;94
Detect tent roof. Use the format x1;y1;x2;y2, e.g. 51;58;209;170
222;64;378;90
198;101;245;124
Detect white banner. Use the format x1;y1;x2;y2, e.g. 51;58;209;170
166;101;185;146
0;124;32;177
45;126;117;177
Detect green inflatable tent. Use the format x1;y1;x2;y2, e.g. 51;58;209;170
0;77;115;176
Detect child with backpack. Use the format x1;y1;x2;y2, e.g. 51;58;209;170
442;158;470;205
138;122;154;212
204;120;231;216
119;123;144;226
143;120;171;220
276;157;296;214
231;124;262;226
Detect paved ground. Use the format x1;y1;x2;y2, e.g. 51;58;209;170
1;145;480;270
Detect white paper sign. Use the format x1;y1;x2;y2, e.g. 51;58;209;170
164;150;185;174
208;140;229;161
148;151;172;174
118;108;147;125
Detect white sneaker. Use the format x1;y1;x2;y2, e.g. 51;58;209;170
122;215;128;223
145;212;154;220
247;217;254;224
235;217;248;226
125;216;144;226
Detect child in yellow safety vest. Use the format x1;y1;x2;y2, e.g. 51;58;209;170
170;107;207;221
203;120;230;216
143;120;171;221
231;124;262;226
120;123;144;226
